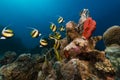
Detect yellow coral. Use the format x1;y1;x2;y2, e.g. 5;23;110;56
95;59;115;72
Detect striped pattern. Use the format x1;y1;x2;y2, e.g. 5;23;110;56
50;23;57;32
2;29;14;37
40;39;48;46
58;16;64;23
31;30;39;38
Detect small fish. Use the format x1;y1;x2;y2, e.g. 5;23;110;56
49;33;55;39
57;16;64;24
49;32;61;40
0;27;14;39
39;38;48;47
50;22;57;32
54;32;61;40
28;27;41;38
59;26;65;32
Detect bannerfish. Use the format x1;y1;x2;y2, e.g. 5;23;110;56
50;22;57;32
57;16;64;24
59;25;65;32
49;32;61;40
0;27;14;39
39;38;48;47
28;27;42;38
54;32;61;40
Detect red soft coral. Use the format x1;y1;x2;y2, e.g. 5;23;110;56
82;17;96;39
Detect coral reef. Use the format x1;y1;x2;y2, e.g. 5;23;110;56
0;37;115;80
103;25;120;46
0;10;119;80
0;51;17;66
0;53;44;80
103;25;120;79
95;59;115;73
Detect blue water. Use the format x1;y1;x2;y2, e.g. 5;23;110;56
0;0;120;52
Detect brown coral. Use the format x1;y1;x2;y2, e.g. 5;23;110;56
103;25;120;46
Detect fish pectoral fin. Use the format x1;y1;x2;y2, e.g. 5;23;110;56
40;45;43;47
39;33;42;36
0;37;6;39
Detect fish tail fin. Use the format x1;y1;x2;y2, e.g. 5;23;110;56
39;45;43;47
39;33;42;36
0;37;6;39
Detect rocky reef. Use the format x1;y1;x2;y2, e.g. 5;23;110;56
0;11;119;80
0;27;117;80
103;25;120;79
0;50;115;80
0;53;45;80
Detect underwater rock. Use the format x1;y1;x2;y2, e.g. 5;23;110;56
61;59;81;80
45;69;57;80
95;59;115;73
88;36;102;50
0;51;17;66
64;37;90;58
0;53;44;80
4;51;16;58
103;25;120;79
59;37;69;59
60;59;100;80
32;54;44;63
57;15;115;79
37;60;57;80
60;57;115;80
37;69;56;80
103;25;120;46
64;36;103;59
105;44;120;79
60;34;114;79
15;53;31;62
0;62;18;80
